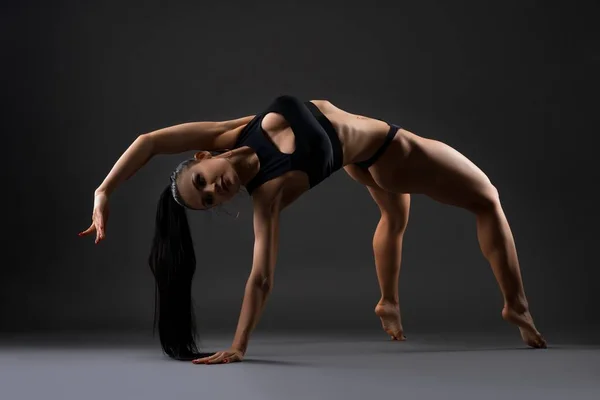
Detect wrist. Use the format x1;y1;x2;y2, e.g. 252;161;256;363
231;338;247;354
231;344;246;355
95;187;109;197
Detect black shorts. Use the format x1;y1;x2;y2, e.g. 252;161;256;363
354;123;401;170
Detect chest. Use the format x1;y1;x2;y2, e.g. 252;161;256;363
239;97;344;199
260;112;297;155
260;113;312;207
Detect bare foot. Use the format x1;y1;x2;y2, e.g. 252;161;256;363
501;306;547;348
375;301;406;341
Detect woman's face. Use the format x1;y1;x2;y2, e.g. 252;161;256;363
176;155;241;210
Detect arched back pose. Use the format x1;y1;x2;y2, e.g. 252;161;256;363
79;95;547;364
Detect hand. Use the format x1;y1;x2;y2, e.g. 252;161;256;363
78;191;110;244
192;347;244;365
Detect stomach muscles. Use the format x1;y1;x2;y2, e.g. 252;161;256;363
309;100;392;166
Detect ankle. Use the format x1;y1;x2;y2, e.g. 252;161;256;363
378;297;399;306
504;298;529;314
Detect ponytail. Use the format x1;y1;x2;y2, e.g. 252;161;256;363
148;184;203;360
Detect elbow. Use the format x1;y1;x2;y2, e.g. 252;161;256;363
134;133;155;157
262;279;273;293
250;276;274;293
259;277;273;293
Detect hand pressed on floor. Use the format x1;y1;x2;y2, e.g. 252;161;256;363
192;347;244;365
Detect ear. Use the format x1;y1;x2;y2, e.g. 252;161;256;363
193;151;212;161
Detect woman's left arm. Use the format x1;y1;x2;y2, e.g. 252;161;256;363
230;194;281;356
192;190;282;365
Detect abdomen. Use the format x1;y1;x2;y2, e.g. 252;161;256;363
312;100;393;166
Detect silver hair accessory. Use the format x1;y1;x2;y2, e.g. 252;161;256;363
169;158;197;209
170;174;188;208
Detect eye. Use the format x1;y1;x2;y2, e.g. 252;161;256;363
194;175;206;189
195;174;206;188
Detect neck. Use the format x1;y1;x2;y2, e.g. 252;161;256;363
217;147;260;186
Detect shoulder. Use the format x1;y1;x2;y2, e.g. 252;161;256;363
218;123;249;149
308;99;333;111
210;114;257;149
251;179;284;214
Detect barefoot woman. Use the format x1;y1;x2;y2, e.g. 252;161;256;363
79;95;546;364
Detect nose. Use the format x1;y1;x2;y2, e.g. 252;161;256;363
210;181;222;195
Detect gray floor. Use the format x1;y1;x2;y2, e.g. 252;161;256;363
1;331;598;400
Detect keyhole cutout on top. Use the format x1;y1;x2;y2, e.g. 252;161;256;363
260;112;297;155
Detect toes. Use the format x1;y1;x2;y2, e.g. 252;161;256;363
386;330;406;341
526;334;547;349
537;336;548;349
531;332;547;348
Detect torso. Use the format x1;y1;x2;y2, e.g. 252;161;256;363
226;98;393;210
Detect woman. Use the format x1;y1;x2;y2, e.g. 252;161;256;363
79;94;547;365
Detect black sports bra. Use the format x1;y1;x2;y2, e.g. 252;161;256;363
233;95;344;194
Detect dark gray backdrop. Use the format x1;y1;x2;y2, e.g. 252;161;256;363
2;0;598;337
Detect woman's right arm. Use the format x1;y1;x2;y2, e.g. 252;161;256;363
80;117;253;243
95;116;254;196
95;135;153;196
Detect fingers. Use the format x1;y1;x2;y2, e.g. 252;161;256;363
211;352;241;364
206;352;227;364
192;352;219;364
78;220;105;243
192;352;238;365
95;224;105;244
80;194;110;243
193;352;221;364
78;222;96;237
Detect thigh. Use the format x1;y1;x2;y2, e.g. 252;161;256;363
344;165;410;228
394;137;497;211
367;186;411;231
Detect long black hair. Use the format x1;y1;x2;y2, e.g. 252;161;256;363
147;158;206;361
147;153;243;360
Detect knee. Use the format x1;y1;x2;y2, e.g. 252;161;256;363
380;213;408;234
471;184;501;214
